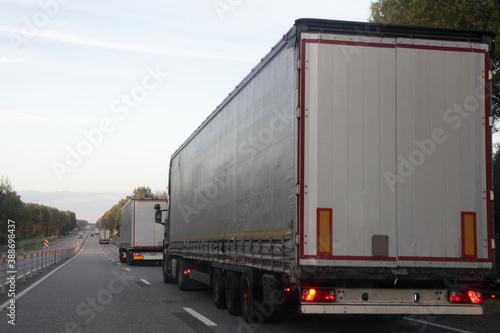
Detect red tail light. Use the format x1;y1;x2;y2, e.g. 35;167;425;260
448;290;483;304
183;269;191;275
301;288;336;302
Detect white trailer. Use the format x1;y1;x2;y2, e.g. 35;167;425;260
120;199;164;265
156;19;496;321
98;229;110;244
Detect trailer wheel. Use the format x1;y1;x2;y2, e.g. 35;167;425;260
125;250;131;265
119;249;126;263
212;269;226;309
162;253;175;284
125;250;135;266
225;271;241;315
240;274;254;322
177;260;189;290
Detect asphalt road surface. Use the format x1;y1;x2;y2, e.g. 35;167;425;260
0;235;481;333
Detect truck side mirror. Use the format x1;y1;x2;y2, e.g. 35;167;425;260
154;205;164;224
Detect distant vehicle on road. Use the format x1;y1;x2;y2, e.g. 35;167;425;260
90;233;94;237
98;229;110;244
119;198;164;265
78;233;83;238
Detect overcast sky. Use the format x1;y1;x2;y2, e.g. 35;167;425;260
0;0;374;222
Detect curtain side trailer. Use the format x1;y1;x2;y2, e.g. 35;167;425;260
156;19;497;321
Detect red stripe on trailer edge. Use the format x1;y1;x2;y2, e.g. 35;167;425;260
298;38;493;263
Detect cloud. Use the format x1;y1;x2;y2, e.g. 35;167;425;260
0;24;260;62
0;109;93;123
0;56;25;63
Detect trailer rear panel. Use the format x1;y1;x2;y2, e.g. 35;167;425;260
121;199;164;248
299;31;492;269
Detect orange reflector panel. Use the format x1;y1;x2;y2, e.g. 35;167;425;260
317;208;332;256
461;212;477;258
133;256;144;260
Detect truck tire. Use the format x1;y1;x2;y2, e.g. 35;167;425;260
125;250;134;266
212;269;226;309
162;253;175;284
119;249;126;263
240;274;254;322
225;271;241;315
177;260;189;290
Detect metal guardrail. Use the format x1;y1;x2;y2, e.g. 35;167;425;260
0;237;87;293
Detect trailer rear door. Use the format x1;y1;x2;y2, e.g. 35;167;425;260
299;32;492;269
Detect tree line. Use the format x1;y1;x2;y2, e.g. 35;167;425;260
96;186;167;231
0;176;79;244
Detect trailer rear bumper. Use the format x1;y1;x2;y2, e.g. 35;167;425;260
300;288;483;315
132;251;163;261
300;304;483;315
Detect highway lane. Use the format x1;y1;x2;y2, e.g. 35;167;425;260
1;234;200;333
0;235;479;333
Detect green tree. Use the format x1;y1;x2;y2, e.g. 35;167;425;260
154;190;168;199
0;178;78;242
0;176;24;243
96;185;165;231
76;219;89;230
132;186;154;198
370;0;500;128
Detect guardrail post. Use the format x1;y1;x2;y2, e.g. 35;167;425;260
22;254;26;282
1;255;5;293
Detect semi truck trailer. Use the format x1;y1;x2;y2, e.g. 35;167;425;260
98;229;110;244
155;19;496;321
120;198;164;265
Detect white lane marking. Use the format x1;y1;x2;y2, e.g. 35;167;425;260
97;240;116;262
183;307;217;327
140;279;151;285
125;268;131;271
405;317;475;333
0;239;87;311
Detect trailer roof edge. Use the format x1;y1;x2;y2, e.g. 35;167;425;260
294;18;496;42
